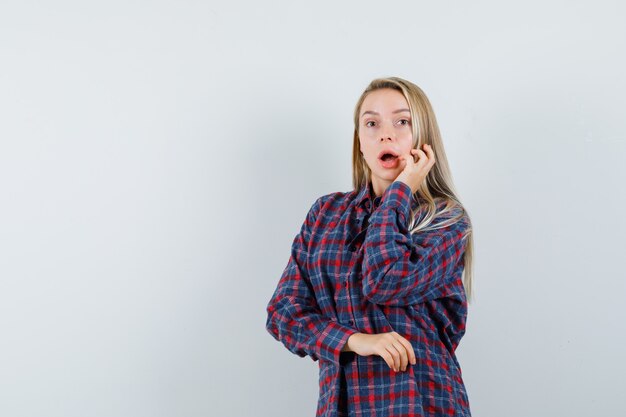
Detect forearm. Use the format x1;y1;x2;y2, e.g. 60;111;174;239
361;182;470;306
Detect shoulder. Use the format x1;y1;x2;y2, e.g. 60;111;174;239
310;189;355;214
303;189;350;222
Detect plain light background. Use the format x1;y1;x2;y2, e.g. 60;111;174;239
1;1;625;416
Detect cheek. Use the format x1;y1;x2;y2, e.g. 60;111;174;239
359;140;373;159
401;137;415;152
364;148;378;163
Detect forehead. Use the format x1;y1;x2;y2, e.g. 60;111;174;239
360;88;409;115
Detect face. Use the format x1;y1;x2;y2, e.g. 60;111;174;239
358;88;414;195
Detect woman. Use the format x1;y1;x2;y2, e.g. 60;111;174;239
265;76;475;417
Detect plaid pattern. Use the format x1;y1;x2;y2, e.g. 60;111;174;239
266;180;472;416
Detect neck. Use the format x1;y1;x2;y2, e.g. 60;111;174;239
370;177;392;198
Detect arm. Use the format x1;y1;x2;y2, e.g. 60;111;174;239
265;196;358;364
361;180;470;306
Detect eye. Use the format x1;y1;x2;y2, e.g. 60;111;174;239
398;119;411;126
365;121;376;127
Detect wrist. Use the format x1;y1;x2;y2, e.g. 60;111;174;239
393;178;415;195
341;332;363;352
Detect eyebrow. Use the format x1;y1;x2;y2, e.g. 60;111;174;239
360;109;410;118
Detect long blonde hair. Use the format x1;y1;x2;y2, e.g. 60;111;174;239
351;76;475;303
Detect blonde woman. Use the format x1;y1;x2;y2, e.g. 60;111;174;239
266;76;474;417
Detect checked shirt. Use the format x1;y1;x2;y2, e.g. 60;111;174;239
266;179;472;417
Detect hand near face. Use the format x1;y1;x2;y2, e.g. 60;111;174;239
394;144;435;195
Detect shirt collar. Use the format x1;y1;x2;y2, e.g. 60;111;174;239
356;181;429;217
355;181;382;212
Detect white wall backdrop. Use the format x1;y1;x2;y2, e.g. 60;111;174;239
1;1;625;416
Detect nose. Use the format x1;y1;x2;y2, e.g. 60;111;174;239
380;129;395;142
380;123;395;142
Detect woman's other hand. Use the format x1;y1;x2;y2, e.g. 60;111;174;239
342;332;416;372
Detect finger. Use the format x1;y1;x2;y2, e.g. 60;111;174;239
397;336;416;366
385;344;401;371
414;148;427;159
423;153;435;171
392;339;408;371
411;148;426;165
379;350;394;371
424;144;436;163
403;152;415;167
382;346;396;371
389;334;408;370
413;148;429;168
423;145;436;164
388;343;402;371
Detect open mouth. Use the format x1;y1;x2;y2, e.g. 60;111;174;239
380;153;398;161
378;150;400;168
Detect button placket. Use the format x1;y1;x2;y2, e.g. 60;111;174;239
344;228;362;332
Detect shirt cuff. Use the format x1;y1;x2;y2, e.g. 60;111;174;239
378;180;413;222
316;321;358;365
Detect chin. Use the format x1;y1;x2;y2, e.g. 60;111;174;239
373;170;399;181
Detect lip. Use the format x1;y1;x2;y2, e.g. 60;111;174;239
377;149;401;169
377;149;400;160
